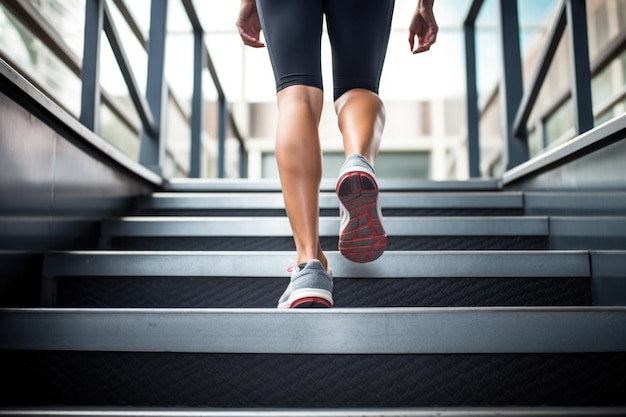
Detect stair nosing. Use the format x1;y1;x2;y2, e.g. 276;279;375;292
164;178;503;193
100;216;549;237
1;306;624;354
41;250;590;278
136;192;524;210
2;407;626;417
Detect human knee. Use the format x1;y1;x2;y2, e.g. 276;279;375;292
334;88;385;118
277;85;324;117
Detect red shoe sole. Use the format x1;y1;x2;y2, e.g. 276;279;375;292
288;297;332;308
336;171;387;263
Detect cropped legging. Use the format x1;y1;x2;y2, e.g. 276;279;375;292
256;0;395;101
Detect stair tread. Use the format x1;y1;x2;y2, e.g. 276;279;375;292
2;407;626;417
42;250;590;278
101;216;549;237
136;191;524;210
165;178;503;192
1;306;625;354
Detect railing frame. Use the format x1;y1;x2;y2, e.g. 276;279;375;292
463;0;482;178
0;0;247;179
138;0;168;174
464;0;594;177
79;0;103;133
497;0;528;170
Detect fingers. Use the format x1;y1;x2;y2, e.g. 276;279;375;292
236;20;265;48
408;7;438;54
238;28;265;48
411;31;436;54
408;25;437;54
409;33;434;54
235;0;265;49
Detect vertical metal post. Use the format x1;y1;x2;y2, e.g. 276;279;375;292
498;0;528;170
80;0;104;133
566;0;594;135
139;0;168;175
217;96;226;178
239;143;247;178
464;21;481;178
189;29;204;178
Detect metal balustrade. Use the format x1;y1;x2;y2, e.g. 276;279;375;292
463;0;624;178
0;0;247;178
1;0;624;181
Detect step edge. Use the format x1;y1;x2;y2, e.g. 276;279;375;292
1;307;625;354
2;406;626;417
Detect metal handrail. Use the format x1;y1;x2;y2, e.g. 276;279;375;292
512;0;567;139
102;1;156;136
462;0;483;178
0;0;140;135
180;0;247;178
464;0;595;177
0;0;247;179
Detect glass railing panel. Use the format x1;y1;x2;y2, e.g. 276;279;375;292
99;32;142;117
105;1;148;97
588;0;626;127
544;98;574;148
25;0;85;57
119;0;150;39
527;29;572;156
100;101;139;159
0;3;82;117
163;93;191;178
517;0;560;91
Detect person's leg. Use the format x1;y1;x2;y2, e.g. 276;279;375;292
334;88;385;163
275;85;327;270
333;90;387;263
257;0;328;270
325;0;395;262
325;0;394;162
257;0;333;307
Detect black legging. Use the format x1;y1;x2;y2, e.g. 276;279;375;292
256;0;395;101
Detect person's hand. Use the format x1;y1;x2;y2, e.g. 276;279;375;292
236;0;265;48
409;0;438;54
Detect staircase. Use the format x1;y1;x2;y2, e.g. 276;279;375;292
1;178;626;416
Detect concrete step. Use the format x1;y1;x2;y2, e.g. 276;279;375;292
133;191;524;216
39;250;592;308
101;216;548;237
164;178;503;193
42;250;589;279
2;306;625;353
2;407;626;417
100;216;549;252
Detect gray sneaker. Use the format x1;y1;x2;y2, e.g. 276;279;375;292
277;259;333;308
336;154;387;263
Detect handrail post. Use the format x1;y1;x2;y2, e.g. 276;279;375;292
497;0;528;171
566;0;594;135
79;0;104;133
239;142;247;178
464;19;480;178
139;0;169;175
217;96;227;178
189;28;204;178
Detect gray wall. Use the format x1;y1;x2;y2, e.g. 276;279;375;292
503;128;626;306
0;87;157;305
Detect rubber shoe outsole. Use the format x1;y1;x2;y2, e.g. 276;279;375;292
282;297;333;309
336;171;387;263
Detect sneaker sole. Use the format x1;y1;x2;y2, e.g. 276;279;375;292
289;297;332;308
336;170;387;263
277;289;333;309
